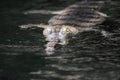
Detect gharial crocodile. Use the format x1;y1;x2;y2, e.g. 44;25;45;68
19;0;111;54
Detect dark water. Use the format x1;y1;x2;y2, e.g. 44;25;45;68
0;0;120;80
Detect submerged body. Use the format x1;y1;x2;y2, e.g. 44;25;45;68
19;0;110;53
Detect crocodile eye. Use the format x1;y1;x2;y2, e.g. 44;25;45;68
66;28;71;32
43;27;52;36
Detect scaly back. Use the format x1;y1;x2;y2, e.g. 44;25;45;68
48;1;107;28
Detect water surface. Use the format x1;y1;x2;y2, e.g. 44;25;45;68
0;0;120;80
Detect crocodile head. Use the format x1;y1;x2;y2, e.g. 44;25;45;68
43;25;79;52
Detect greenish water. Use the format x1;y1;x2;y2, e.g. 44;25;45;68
0;0;120;80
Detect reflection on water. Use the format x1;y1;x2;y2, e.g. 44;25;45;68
1;32;120;80
0;0;120;80
0;48;120;80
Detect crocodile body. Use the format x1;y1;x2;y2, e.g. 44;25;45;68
49;1;106;28
19;1;109;54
